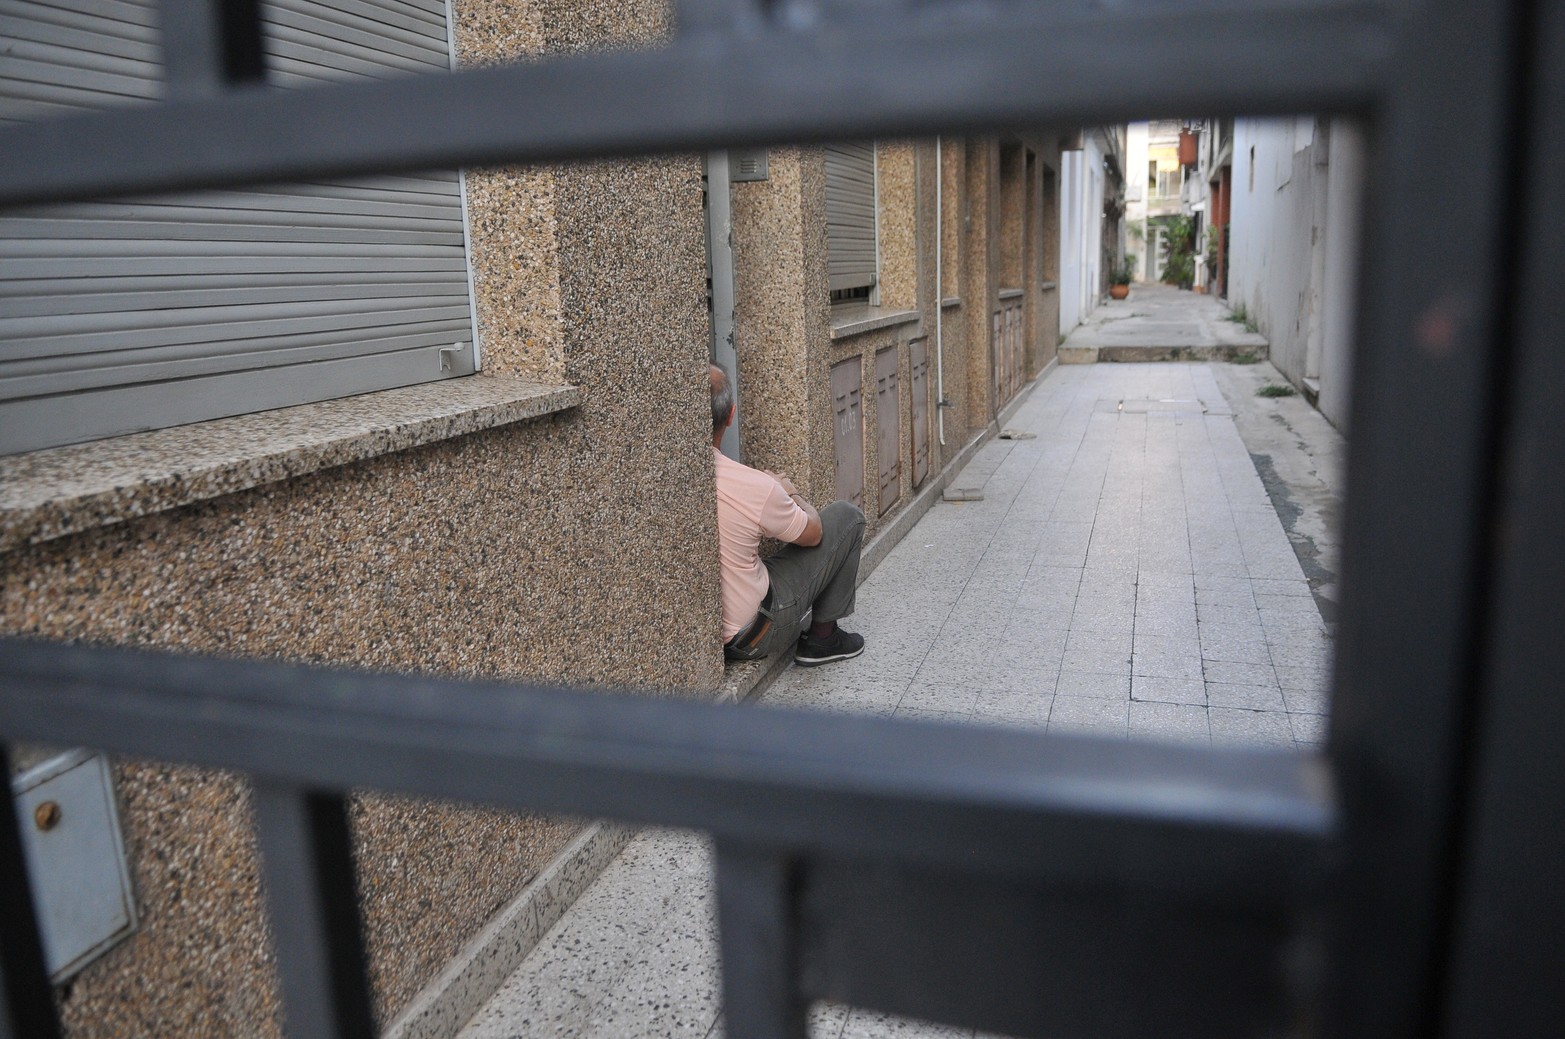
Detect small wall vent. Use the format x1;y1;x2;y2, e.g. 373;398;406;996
730;148;769;181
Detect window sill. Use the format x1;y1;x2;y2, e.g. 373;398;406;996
0;376;579;553
940;297;962;309
1040;281;1058;292
999;288;1025;301
829;306;922;340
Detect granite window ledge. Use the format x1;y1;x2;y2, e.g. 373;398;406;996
1040;281;1058;292
829;307;922;340
0;376;580;554
940;296;962;309
999;288;1025;301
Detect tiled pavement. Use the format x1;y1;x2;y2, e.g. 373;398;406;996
458;361;1335;1039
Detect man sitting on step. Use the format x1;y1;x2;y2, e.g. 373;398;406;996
710;364;866;666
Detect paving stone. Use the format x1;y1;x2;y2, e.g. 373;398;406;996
1061;647;1133;675
1210;708;1296;748
1132;651;1205;682
1205;682;1287;711
1199;634;1272;664
1203;659;1279;687
1251;578;1314;598
1290;712;1329;746
899;680;984;714
1128;701;1211;745
1054;670;1132;699
1281;684;1332;715
1130;675;1207;706
1047;695;1129;738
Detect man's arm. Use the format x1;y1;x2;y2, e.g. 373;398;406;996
769;473;823;547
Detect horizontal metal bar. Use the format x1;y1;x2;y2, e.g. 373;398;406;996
0;2;1395;208
0;639;1333;902
797;856;1306;1039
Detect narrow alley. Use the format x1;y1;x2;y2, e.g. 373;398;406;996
454;355;1342;1039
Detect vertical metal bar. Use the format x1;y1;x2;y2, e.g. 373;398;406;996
252;784;376;1039
1328;0;1526;1034
714;841;806;1039
1443;1;1565;1033
0;747;61;1039
160;0;266;98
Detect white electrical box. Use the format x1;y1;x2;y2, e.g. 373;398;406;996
12;749;137;982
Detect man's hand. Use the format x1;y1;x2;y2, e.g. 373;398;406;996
764;470;822;547
766;470;802;498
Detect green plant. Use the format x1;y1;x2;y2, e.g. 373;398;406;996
1230;351;1261;365
1154;215;1197;289
1224;303;1259;333
1257;383;1296;398
1111;253;1136;285
1205;236;1220;279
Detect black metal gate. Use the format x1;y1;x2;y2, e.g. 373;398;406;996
4;2;1563;1037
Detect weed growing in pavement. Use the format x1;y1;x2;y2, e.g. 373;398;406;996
1230;351;1261;365
1225;303;1259;333
1257;383;1296;398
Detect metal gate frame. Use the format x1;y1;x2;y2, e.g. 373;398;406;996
3;1;1562;1037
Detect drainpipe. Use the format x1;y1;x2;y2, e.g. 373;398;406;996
706;151;741;460
935;137;946;446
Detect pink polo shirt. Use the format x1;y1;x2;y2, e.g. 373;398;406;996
714;447;809;640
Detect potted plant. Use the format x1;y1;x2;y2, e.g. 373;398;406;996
1109;254;1135;299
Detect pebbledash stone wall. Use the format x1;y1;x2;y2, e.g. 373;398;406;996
0;2;719;1036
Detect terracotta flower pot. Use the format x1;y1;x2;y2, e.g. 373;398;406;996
1110;283;1130;300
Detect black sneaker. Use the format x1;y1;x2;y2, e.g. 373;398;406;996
794;627;865;666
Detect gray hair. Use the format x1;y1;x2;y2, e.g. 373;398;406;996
710;364;734;435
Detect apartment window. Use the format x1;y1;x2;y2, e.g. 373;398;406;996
825;142;878;302
0;0;480;456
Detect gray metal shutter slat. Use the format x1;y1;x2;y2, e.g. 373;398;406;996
2;295;471;346
0;0;156;33
825;142;877;292
3;309;473;373
1;280;466;317
265;9;449;69
0;21;159;63
7;325;470;399
0;54;155;101
0;349;454;455
26;194;461;224
268;49;433;86
0;0;478;454
0;253;465;279
2;218;464;247
268;0;445;39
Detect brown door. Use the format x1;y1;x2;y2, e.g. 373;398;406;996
874;346;901;515
831;357;864;510
910;338;930;488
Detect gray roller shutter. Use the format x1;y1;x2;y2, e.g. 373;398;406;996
0;0;478;456
825;142;877;293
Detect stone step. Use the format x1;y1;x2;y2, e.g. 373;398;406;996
1060;344;1269;364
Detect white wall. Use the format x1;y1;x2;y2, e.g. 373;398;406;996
1316;120;1365;431
1227;115;1362;431
1082;133;1106;314
1059;150;1084;335
1125;122;1149;279
1059;138;1109;337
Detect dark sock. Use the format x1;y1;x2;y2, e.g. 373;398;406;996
809;620;836;640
